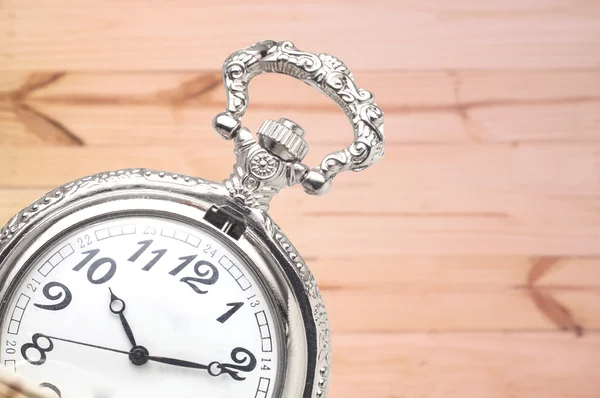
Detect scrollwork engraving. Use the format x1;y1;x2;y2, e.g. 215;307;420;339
216;40;385;205
267;217;332;398
0;169;206;250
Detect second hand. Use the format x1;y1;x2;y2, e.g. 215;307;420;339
43;335;130;356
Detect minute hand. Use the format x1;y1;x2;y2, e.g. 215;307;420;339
146;347;257;381
144;355;209;370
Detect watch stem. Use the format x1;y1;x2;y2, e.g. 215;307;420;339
257;118;309;162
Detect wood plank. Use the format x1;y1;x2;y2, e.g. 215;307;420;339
3;70;599;109
4;184;600;233
0;104;470;147
1;70;599;147
1;0;599;394
1;0;600;70
1;143;599;255
331;332;600;398
3;102;599;147
2;143;598;198
2;144;598;197
1;186;599;332
32;101;600;146
320;256;600;332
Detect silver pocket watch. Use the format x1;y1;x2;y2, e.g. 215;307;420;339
0;40;384;398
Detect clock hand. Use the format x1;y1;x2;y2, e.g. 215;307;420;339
43;334;130;355
145;347;257;381
39;333;253;380
143;355;237;380
108;288;138;348
144;355;209;370
42;334;150;366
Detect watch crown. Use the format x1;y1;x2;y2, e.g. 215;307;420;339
257;118;308;162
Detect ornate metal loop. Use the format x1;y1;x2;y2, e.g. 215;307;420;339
213;40;385;198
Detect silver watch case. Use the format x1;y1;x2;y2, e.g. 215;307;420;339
0;39;386;398
0;169;332;398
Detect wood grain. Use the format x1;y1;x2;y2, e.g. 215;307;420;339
1;70;600;147
1;0;600;70
2;143;599;255
1;0;600;396
1;179;599;332
331;332;600;398
0;333;597;398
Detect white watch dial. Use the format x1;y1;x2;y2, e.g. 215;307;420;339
0;216;282;398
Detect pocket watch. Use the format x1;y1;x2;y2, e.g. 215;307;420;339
0;40;384;398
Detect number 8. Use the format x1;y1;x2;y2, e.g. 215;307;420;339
21;333;54;366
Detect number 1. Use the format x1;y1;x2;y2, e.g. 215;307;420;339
128;240;153;262
129;240;167;271
217;302;244;323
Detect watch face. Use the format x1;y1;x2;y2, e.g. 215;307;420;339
0;215;283;398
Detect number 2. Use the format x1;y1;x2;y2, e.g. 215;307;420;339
5;340;16;355
180;261;219;294
77;235;92;248
202;244;217;258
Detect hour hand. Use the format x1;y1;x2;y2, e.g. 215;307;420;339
109;288;138;348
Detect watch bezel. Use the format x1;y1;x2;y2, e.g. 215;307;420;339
0;169;331;398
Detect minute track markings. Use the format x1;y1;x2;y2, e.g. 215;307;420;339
7;294;30;335
95;224;136;241
159;226;202;248
37;243;75;279
254;311;273;353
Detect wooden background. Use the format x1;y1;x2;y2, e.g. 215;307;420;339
1;0;600;396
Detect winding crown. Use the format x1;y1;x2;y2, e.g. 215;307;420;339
257;118;309;162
